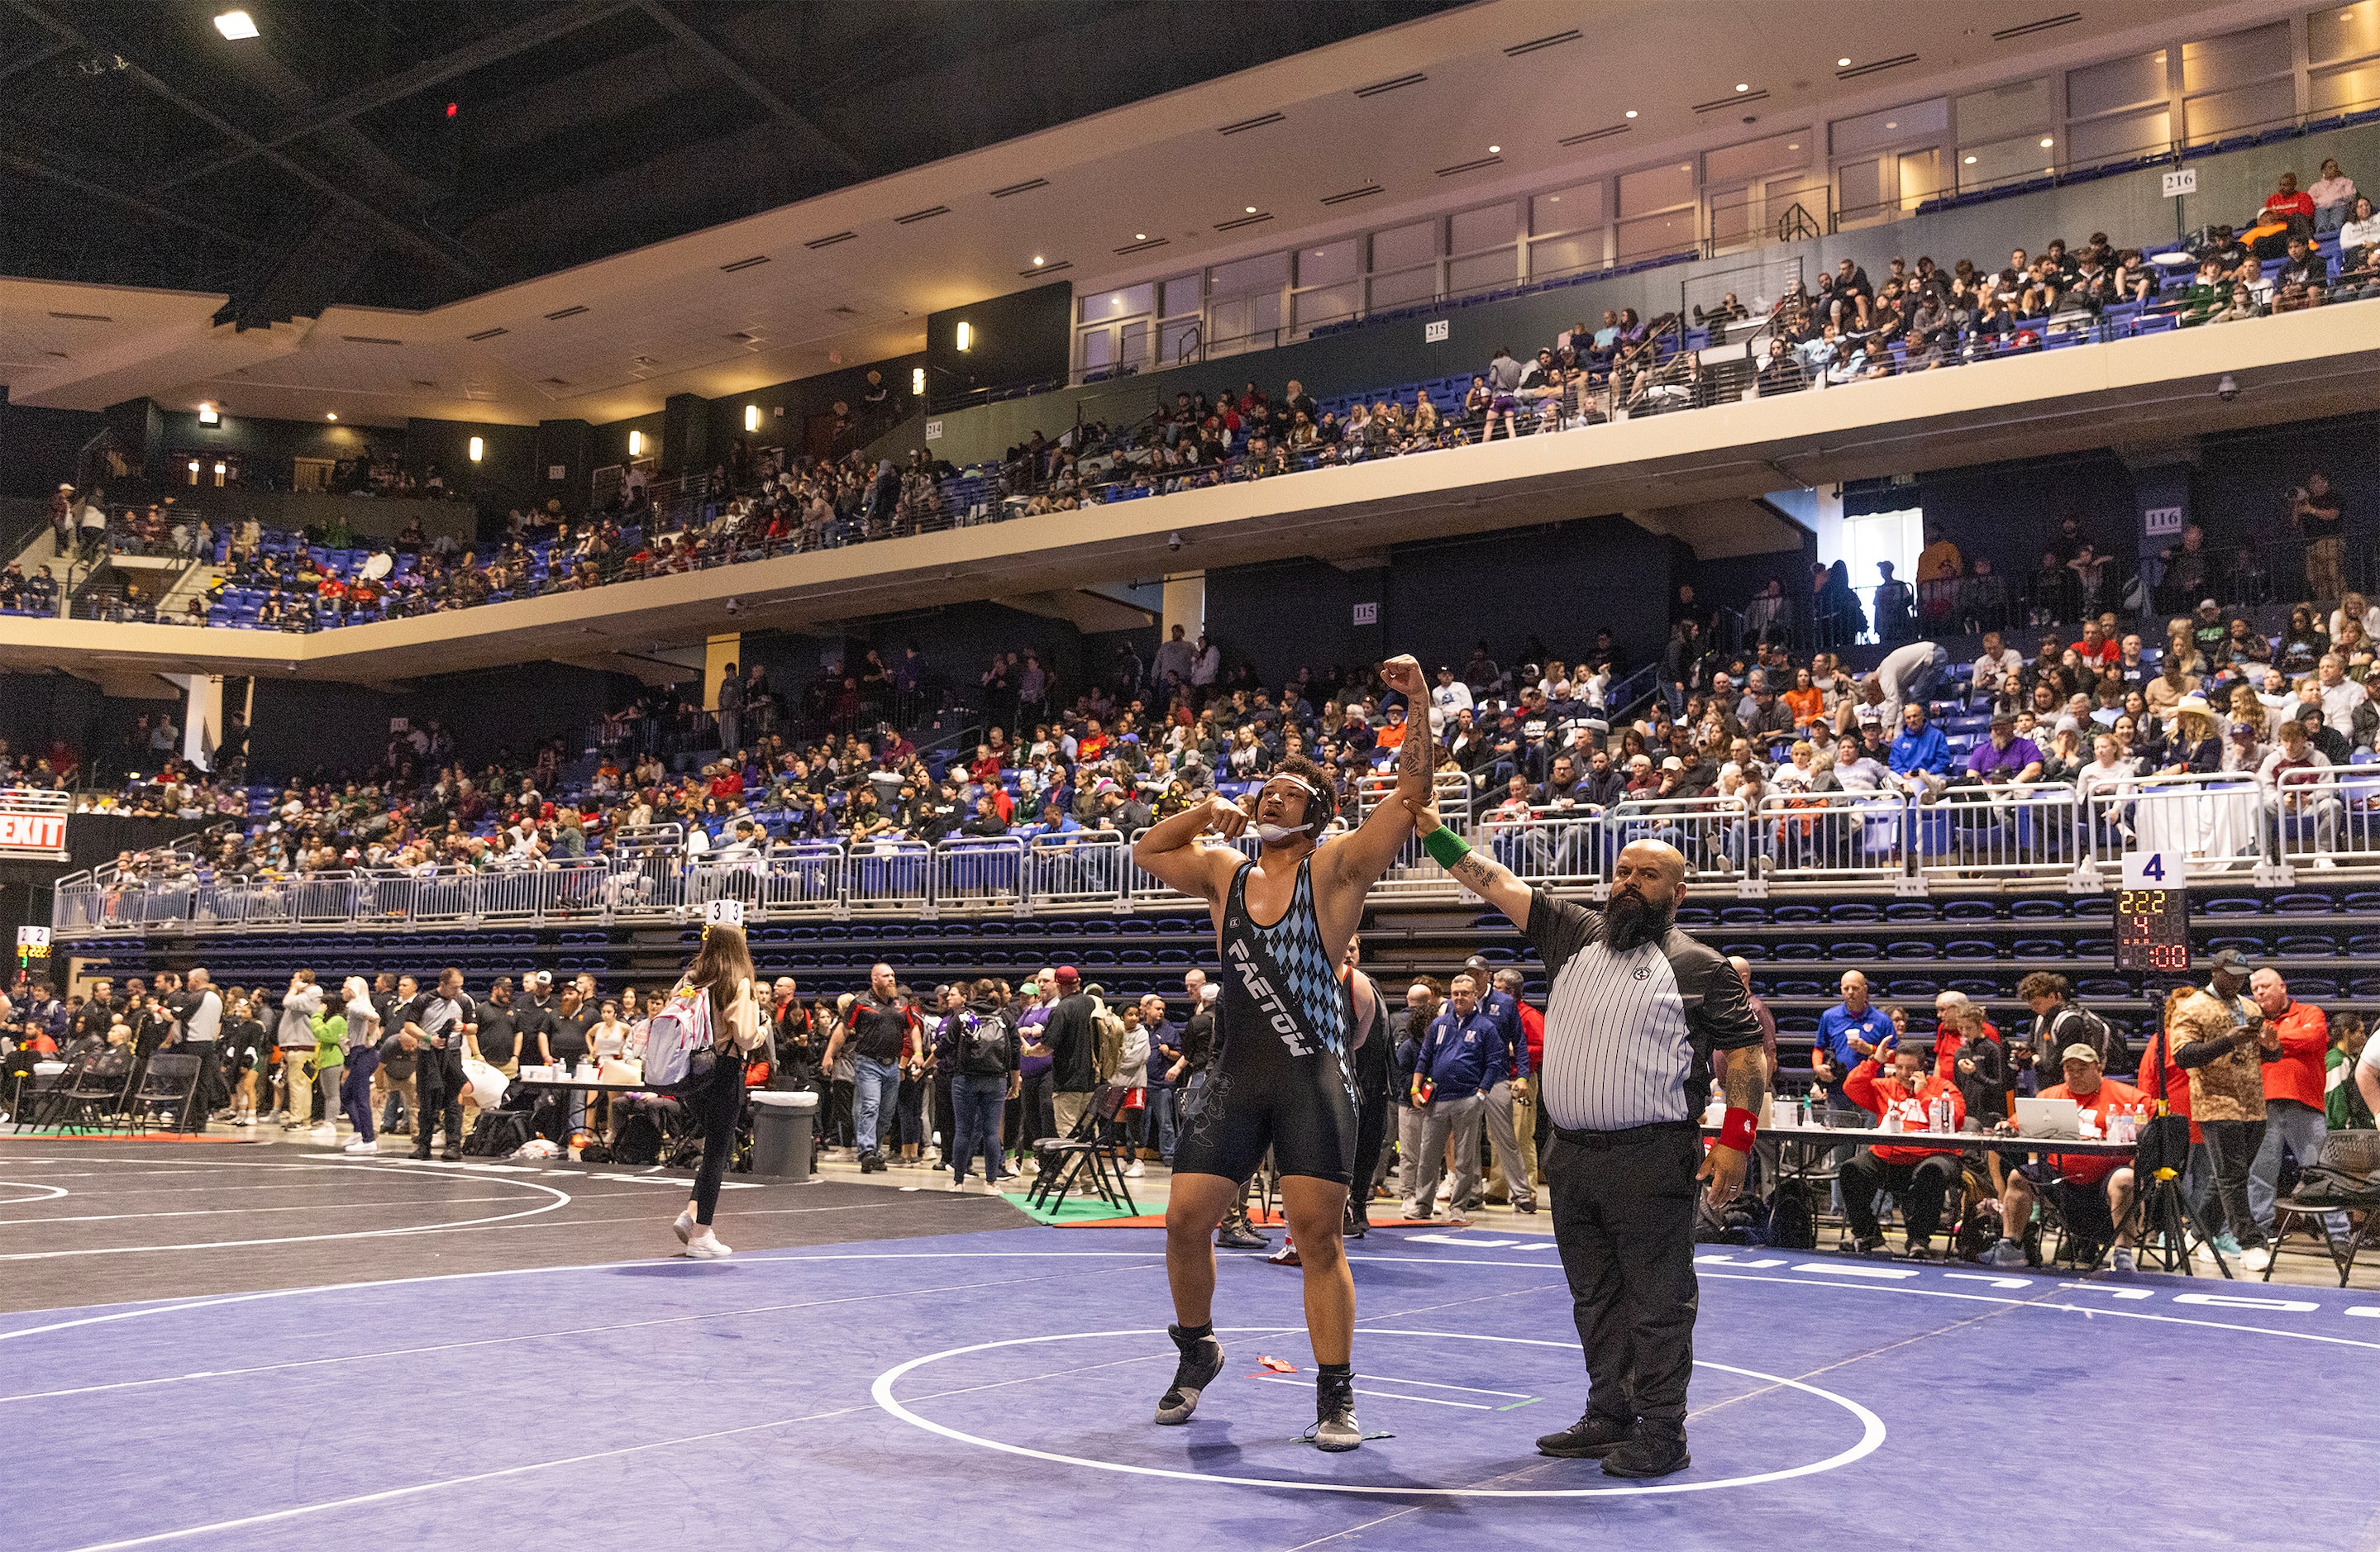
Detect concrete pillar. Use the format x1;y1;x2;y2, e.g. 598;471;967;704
163;673;223;771
1161;573;1205;641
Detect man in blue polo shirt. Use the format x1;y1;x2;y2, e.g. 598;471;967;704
1464;955;1537;1213
1887;700;1953;801
1815;968;1896;1213
1403;973;1510;1220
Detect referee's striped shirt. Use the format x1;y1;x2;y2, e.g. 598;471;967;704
1522;888;1762;1131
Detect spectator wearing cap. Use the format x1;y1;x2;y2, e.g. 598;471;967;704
1980;1043;2145;1271
1840;1041;1967;1255
1430;665;1473;736
1966;711;2043;788
2170;949;2284;1269
1041;965;1100;1138
2244;966;2330;1241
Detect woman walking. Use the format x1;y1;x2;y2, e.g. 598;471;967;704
670;924;762;1259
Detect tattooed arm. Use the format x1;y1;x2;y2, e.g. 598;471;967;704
1400;788;1534;931
1382;654;1434;805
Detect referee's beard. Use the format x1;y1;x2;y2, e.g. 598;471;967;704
1604;886;1676;953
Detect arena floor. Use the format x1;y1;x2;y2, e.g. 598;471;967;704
2;1135;2376;1551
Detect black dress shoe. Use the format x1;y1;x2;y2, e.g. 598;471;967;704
441;1148;462;1162
1601;1427;1690;1478
1536;1413;1634;1459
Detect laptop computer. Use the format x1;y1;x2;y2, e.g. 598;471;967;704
2015;1097;2082;1140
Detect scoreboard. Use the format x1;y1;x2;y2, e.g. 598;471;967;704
2115;850;2190;974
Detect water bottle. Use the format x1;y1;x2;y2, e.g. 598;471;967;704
1931;1093;1952;1135
1798;1093;1812;1129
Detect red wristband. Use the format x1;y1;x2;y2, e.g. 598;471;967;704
1718;1107;1758;1153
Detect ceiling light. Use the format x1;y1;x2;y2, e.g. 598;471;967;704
1965;155;1978;164
1246;206;1257;213
2039;136;2054;147
744;404;760;431
955;321;972;352
325;412;337;421
1488;144;1500;153
1735;83;1749;93
188;460;200;474
197;403;218;426
628;431;642;457
1788;142;1801;150
213;462;227;476
1624;109;1638;117
468;436;483;463
911;366;926;396
1885;121;1897;129
1032;255;1045;266
1135;233;1147;240
1838;57;1853;67
213;10;259;40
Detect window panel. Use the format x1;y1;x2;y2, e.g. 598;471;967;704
2311;59;2380;111
1367;264;1438;310
1077;326;1114;371
1829;98;1948;157
2310;2;2380;67
1297;239;1360;288
2182;22;2291;93
1619;160;1696;214
1448;202;1517;255
1529;233;1605;279
1448;250;1519;293
1159;317;1200;368
1159;274;1201;317
1369;219;1438;271
2064;105;2171;163
1079;283;1153;323
2067;51;2168;119
1836;157;1883;220
1292;282;1362;331
2184;78;2297;140
1529;180;1606;235
1614;210;1696;261
1960;131;2062;187
1705;129;1810;186
1208;250;1289;298
1956;78;2053;145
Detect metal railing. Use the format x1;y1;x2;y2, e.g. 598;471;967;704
51;769;2380;939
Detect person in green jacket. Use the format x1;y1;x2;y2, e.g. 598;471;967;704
2326;1014;2373;1131
309;1002;348;1146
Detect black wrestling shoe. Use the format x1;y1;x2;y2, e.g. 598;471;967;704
1153;1326;1224;1425
1218;1219;1268;1250
409;1148;432;1161
1312;1371;1362;1451
1536;1413;1634;1459
1600;1426;1690;1478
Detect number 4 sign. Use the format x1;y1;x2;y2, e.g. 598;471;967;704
2121;850;2173;889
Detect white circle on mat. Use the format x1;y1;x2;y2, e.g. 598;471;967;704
0;1182;69;1204
873;1326;1885;1497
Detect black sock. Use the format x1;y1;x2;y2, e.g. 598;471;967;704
1317;1361;1352;1388
1171;1321;1214;1349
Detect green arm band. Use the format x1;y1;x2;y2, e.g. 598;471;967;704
1422;826;1471;870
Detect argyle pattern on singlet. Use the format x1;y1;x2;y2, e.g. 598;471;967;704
1242;859;1349;1064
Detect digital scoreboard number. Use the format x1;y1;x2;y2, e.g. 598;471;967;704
2115;850;2190;974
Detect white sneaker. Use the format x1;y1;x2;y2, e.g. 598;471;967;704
342;1138;378;1154
1123;1161;1146;1178
673;1207;694;1245
684;1230;732;1259
2239;1245;2273;1272
311;1125;338;1145
2110;1247;2138;1273
947;1176;969;1192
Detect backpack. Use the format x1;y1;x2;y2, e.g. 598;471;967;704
613;1110;665;1165
947;1008;1008;1069
642;981;717;1090
1763;1183;1817;1250
464;1110;530;1157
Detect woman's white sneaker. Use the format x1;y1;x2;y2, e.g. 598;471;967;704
684;1230;732;1259
673;1207;695;1245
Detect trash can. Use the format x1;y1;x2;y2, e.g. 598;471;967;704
750;1090;818;1181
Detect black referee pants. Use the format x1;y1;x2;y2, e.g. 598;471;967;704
1545;1122;1700;1433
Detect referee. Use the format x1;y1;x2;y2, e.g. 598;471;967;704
1405;792;1762;1480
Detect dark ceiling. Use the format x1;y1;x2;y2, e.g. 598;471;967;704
0;0;1467;327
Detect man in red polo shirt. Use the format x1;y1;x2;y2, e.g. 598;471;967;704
2247;966;2330;1249
2263;171;2316;229
1841;1045;1967;1256
1982;1045;2144;1271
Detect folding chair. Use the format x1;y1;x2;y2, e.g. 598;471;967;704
129;1054;202;1135
33;1050;141;1134
13;1050;89;1131
2264;1131;2380;1287
1028;1084;1138;1216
